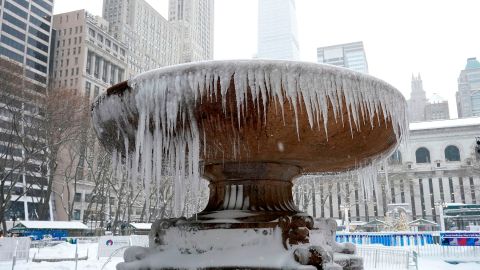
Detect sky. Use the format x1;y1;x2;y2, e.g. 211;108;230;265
54;0;480;119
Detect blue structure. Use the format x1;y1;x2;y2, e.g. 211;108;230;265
10;221;88;240
336;233;435;246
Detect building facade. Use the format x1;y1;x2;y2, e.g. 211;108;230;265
0;0;53;88
257;0;300;60
296;118;480;226
168;0;214;63
425;93;449;121
456;57;480;118
102;0;182;77
0;0;54;222
51;10;128;99
316;41;369;73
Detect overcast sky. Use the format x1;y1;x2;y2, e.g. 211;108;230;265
54;0;480;119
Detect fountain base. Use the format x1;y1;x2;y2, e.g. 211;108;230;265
116;217;362;270
117;163;363;269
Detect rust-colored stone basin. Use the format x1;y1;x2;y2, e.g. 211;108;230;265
93;60;406;174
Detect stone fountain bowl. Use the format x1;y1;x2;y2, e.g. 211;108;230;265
92;60;407;174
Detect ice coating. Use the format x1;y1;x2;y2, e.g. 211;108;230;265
92;60;408;212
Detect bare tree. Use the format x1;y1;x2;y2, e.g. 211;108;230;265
0;58;49;232
34;87;90;220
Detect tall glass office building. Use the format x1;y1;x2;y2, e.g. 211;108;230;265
317;41;369;74
0;0;53;90
0;0;54;221
456;57;480;118
257;0;300;60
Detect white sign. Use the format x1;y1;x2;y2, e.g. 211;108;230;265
129;235;149;247
97;236;131;258
0;237;31;261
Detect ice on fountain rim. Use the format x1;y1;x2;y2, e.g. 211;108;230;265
92;59;408;214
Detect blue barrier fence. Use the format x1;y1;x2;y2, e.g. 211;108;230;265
336;233;435;246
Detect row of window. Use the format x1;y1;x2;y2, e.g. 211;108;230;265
88;27;125;56
5;0;52;22
56;36;82;49
390;145;463;164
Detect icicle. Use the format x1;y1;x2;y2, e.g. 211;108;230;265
92;60;408;217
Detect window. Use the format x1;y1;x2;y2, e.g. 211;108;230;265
28;37;48;53
2;24;26;41
388;150;402;164
445;145;460;161
85;81;91;96
0;47;24;63
94;56;100;78
73;210;81;220
0;35;24;52
31;5;51;22
26;59;47;73
29;14;50;32
94;86;100;97
3;12;27;29
86;52;92;74
27;48;48;63
29;26;49;42
415;147;430;163
97;34;104;43
102;61;108;82
74;192;82;202
4;2;28;19
88;28;95;37
34;0;53;13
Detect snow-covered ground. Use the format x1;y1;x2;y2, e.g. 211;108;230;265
0;242;123;270
0;242;479;270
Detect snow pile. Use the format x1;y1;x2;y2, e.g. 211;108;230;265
118;228;307;269
92;60;408;213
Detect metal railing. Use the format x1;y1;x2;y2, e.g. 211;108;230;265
357;246;410;269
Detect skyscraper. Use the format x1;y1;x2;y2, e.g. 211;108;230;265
0;0;54;221
407;74;427;122
51;10;128;99
103;0;182;77
257;0;300;60
0;0;53;89
103;0;214;77
456;57;480;118
316;41;369;73
169;0;214;62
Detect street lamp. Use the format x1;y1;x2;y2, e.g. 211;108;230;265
340;204;350;232
434;201;446;231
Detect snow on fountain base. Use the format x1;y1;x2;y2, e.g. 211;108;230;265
116;218;362;270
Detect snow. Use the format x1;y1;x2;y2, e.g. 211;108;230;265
418;258;480;270
410;117;480;130
92;60;408;212
1;240;479;270
13;221;89;230
0;242;123;270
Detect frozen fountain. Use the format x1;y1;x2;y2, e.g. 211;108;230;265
92;60;407;269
